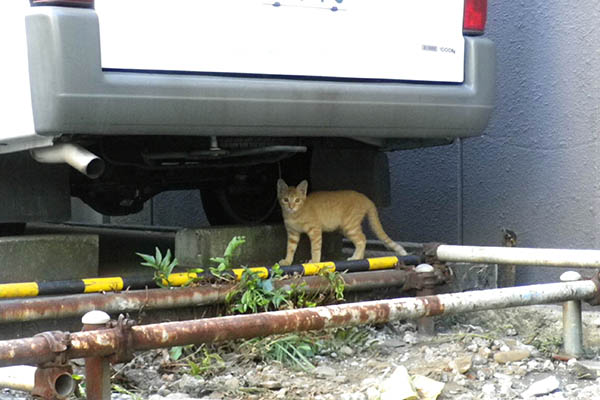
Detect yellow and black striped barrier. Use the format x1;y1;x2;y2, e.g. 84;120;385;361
0;255;421;299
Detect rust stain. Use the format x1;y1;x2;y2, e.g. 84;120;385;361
419;296;445;316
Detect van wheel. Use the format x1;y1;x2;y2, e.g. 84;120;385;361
200;166;282;225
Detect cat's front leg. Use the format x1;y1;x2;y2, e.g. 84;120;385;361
307;227;323;263
279;230;300;266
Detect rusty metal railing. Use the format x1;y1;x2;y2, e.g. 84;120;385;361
0;272;598;399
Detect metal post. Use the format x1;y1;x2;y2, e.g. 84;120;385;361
82;311;112;400
561;271;584;358
415;264;436;336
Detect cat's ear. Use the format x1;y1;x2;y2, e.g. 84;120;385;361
277;179;288;198
297;180;308;196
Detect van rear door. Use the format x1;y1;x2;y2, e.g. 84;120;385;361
96;0;465;83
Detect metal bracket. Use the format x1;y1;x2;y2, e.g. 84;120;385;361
401;264;451;292
32;331;74;399
33;331;70;366
108;314;136;364
585;271;600;306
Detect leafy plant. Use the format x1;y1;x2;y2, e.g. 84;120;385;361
136;247;178;288
210;236;246;279
322;270;345;302
187;346;225;376
240;334;321;371
72;374;85;398
227;265;292;314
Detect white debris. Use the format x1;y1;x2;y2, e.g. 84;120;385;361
521;375;560;398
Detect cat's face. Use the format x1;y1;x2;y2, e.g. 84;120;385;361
277;179;307;214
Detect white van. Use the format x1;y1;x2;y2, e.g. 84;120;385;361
1;0;494;227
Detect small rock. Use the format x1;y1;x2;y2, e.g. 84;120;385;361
449;356;472;374
521;375;560;398
177;375;206;397
223;377;240;391
260;380;282;390
124;369;161;389
565;383;579;392
577;360;600;372
493;349;530;364
340;346;355;356
466;343;478;353
506;364;528;377
403;331;419;344
472;354;488;366
568;360;598;380
478;347;492;359
275;388;287;399
526;360;539;371
314;365;337;378
543;359;555;371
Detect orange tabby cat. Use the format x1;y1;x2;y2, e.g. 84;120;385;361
277;179;407;265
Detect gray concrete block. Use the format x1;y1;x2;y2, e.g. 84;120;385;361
175;224;342;268
0;234;99;283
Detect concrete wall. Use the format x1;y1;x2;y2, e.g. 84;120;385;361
384;0;600;285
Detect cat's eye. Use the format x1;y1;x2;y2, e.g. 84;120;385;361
283;198;289;203
294;199;300;203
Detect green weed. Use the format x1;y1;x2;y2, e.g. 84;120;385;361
136;247;178;288
210;236;246;279
240;334;321;371
226;264;292;313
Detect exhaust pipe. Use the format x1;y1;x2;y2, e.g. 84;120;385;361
31;143;105;179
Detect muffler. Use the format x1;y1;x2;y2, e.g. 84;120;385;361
30;143;105;179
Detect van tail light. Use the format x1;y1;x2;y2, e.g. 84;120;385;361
463;0;487;35
30;0;94;8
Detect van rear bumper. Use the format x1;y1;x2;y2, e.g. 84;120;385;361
26;7;495;140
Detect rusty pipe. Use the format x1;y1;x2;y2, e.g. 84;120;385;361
0;279;597;367
0;270;411;323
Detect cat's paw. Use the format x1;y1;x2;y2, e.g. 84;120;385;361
308;259;321;264
397;248;408;256
278;259;292;266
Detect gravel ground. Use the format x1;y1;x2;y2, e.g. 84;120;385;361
4;304;600;400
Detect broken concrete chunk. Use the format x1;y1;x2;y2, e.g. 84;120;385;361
380;366;418;400
413;374;445;400
449;355;473;374
521;375;560;398
493;349;530;364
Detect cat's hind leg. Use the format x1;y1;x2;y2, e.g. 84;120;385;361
345;227;367;260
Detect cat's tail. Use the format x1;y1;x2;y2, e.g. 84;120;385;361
366;204;408;256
